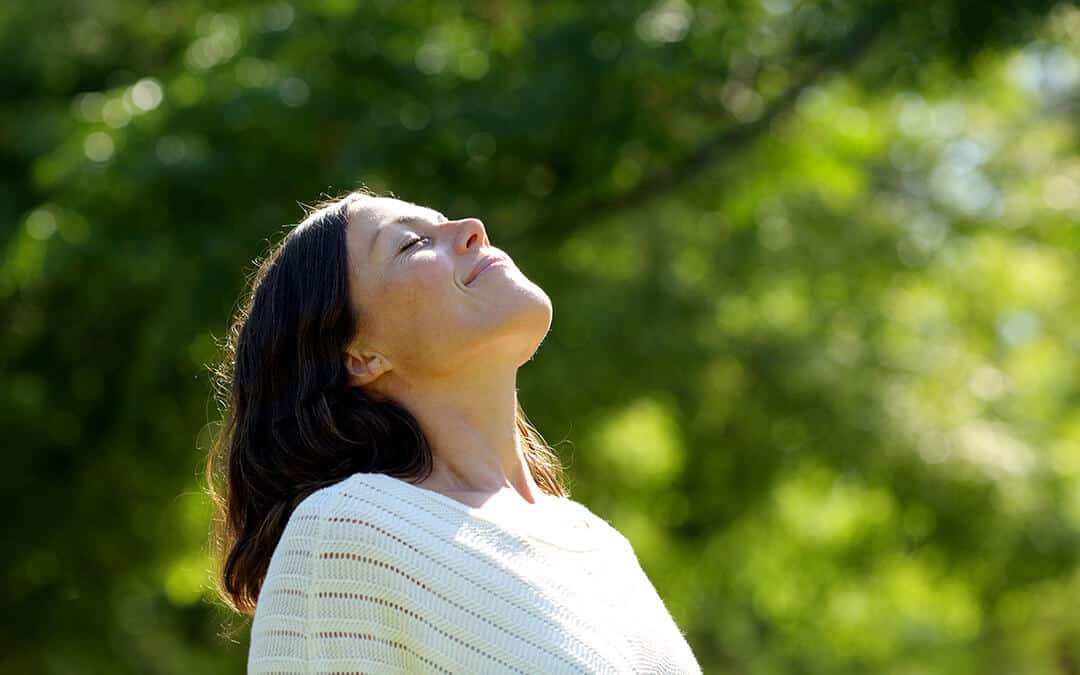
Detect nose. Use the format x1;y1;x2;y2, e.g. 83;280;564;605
454;217;489;254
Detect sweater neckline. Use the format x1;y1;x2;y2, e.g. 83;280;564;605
356;472;606;551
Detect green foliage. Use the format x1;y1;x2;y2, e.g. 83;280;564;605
3;0;1078;672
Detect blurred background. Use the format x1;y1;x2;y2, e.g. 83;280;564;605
3;0;1079;672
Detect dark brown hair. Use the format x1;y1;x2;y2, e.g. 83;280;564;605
204;188;566;623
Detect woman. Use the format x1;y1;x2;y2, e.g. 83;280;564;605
206;188;702;674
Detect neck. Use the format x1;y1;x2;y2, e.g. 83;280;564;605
381;364;541;504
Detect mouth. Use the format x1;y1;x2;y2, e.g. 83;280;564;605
465;253;509;286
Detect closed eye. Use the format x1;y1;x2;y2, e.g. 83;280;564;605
399;236;429;253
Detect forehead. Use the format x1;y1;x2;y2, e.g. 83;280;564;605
347;197;441;231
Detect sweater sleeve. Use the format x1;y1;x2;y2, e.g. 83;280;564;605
247;492;325;674
248;486;459;675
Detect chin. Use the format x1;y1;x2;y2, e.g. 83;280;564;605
482;284;552;367
518;290;554;363
513;279;553;326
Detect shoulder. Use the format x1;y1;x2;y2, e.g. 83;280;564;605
287;471;389;532
284;471;456;559
555;496;636;553
290;471;416;523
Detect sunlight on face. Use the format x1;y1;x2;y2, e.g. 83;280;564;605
342;195;553;384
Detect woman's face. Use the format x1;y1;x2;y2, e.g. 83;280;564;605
342;196;553;387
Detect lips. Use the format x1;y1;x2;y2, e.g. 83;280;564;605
465;253;508;286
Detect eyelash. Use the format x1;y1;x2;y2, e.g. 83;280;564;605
399;236;429;253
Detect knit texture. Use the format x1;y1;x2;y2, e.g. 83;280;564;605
247;471;702;674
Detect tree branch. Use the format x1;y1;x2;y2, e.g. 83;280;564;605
537;11;892;244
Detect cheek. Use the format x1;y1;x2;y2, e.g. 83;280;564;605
385;259;460;333
404;257;456;302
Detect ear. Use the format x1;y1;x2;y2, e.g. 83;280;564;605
343;346;391;387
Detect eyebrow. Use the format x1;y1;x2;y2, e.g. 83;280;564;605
368;212;449;256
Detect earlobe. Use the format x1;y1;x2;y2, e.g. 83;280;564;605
344;350;388;386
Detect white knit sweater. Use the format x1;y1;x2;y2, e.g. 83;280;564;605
247;471;702;674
